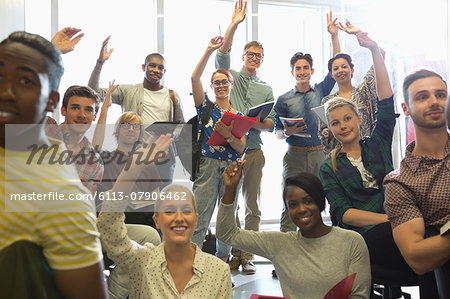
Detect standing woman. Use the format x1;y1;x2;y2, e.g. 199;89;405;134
319;21;380;155
319;32;416;282
190;36;246;261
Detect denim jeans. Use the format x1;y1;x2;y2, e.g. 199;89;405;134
191;156;238;259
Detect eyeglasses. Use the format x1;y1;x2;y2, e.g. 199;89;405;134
245;51;264;60
212;79;230;87
120;123;141;130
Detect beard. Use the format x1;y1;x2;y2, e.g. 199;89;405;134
410;112;446;129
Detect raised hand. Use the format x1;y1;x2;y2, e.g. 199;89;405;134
327;11;339;36
231;0;247;25
224;160;245;188
51;27;84;54
207;36;224;52
338;20;361;35
357;32;378;50
104;80;119;109
98;35;114;63
136;133;173;166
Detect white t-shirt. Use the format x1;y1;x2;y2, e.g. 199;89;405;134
348;156;378;189
142;87;172;125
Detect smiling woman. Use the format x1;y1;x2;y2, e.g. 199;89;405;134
98;153;233;298
217;161;371;298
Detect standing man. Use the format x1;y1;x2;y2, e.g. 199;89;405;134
215;0;275;274
88;37;184;186
384;69;449;298
274;12;340;232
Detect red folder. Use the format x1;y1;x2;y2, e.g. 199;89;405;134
206;112;257;146
323;273;357;299
249;295;291;299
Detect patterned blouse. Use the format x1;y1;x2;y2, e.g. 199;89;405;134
196;94;244;162
319;67;377;155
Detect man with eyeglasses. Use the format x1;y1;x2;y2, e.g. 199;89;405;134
274;12;340;232
88;36;184;186
215;0;274;274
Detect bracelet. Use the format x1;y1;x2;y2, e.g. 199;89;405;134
97;59;105;65
226;136;235;143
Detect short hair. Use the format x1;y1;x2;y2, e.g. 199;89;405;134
0;31;64;91
154;184;196;214
403;69;447;104
290;52;313;69
283;173;326;212
327;53;354;73
144;53;165;65
62;85;101;114
211;68;234;86
114;112;144;141
243;41;264;54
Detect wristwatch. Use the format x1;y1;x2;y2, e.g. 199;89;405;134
226;135;235;143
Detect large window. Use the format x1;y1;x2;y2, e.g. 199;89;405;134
21;0;449;223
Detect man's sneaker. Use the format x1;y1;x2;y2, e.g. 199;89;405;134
228;257;241;270
241;259;256;274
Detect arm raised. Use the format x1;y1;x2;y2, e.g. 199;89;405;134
219;0;247;54
191;37;223;107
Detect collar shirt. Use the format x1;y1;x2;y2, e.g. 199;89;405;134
45;117;103;194
274;73;336;147
97;211;233;298
384;133;450;231
320;96;398;234
215;50;274;150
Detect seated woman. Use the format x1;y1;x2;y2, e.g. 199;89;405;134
190;36;246;260
319;32;416;282
217;161;370;298
97;134;232;298
319;21;380;156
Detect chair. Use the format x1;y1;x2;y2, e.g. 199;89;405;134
371;263;418;299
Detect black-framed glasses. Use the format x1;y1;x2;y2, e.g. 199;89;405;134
120;123;141;130
212;79;230;87
245;51;264;59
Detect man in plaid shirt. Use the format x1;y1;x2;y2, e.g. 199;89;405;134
383;69;449;298
45;85;103;195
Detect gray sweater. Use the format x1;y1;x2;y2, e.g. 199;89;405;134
217;202;371;299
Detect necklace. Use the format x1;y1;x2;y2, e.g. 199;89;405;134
214;102;232;113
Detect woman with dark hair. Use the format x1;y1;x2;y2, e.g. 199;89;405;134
190;36;246;261
217;161;370;298
319;21;380;155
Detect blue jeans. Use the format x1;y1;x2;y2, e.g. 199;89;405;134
191;156;237;259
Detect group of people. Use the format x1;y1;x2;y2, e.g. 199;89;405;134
1;0;449;298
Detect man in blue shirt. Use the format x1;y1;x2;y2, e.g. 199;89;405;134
274;13;340;232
